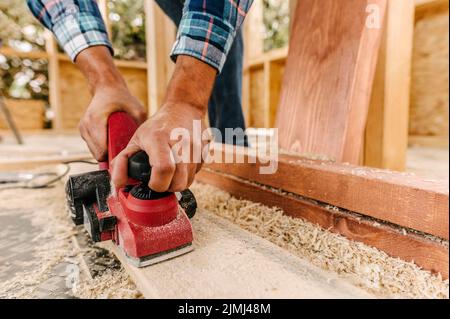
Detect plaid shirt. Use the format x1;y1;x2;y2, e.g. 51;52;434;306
27;0;253;72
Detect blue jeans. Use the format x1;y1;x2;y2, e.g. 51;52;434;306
155;0;248;146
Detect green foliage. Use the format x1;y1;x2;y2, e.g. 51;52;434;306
0;1;48;100
109;0;146;61
0;55;49;100
263;0;290;52
0;0;46;51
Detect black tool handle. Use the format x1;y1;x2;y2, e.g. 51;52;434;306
128;151;152;183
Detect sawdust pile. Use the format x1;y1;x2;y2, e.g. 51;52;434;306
74;268;141;299
191;183;449;299
0;166;140;299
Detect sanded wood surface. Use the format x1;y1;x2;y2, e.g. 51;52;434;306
197;169;449;278
203;145;449;240
104;211;374;299
364;0;415;171
276;0;386;164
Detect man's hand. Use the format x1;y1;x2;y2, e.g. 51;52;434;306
75;46;147;161
111;55;217;193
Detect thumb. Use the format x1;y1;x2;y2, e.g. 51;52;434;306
111;141;141;189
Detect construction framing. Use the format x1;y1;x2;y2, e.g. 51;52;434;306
197;145;449;278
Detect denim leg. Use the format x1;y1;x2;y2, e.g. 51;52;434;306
208;29;248;146
154;0;248;146
154;0;183;25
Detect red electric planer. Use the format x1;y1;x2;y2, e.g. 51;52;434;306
65;112;196;267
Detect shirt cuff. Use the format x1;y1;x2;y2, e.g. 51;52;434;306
52;12;113;61
171;12;235;73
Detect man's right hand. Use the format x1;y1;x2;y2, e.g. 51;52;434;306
75;46;147;161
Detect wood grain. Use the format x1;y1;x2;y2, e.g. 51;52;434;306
103;211;374;298
203;145;449;240
276;0;387;164
364;0;415;171
197;169;449;278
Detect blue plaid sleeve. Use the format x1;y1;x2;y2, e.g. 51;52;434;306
172;0;254;72
26;0;113;61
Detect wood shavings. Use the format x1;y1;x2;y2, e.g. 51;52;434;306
191;182;449;299
0;168;140;299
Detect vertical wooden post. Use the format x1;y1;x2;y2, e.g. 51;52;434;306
243;0;264;126
144;1;176;116
289;0;298;32
98;0;112;37
364;0;415;171
45;31;62;130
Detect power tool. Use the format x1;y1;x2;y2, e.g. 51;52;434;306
65;112;196;267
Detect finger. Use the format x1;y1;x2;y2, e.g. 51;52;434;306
79;122;104;161
143;140;175;192
111;142;141;189
87;116;108;161
168;163;189;192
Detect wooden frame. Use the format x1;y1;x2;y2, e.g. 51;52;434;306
203;145;449;240
242;0;448;170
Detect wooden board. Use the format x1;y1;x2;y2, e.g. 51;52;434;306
276;0;387;164
197;169;449;278
104;211;374;299
203;145;449;240
410;3;449;138
364;0;415;171
0;99;45;130
58;58;148;129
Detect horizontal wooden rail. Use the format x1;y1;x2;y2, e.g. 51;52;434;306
203;145;449;240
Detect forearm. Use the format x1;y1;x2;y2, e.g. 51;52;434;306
75;46;126;95
164;55;217;114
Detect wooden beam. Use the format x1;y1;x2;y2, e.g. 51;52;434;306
0;47;48;59
196;169;449;278
203;145;449;240
364;0;415;171
243;0;265;126
44;31;63;131
144;1;176;115
276;0;387;164
97;0;112;38
103;211;373;298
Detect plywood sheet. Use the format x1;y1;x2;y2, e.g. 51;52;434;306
276;0;387;164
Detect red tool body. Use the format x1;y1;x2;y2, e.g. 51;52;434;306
66;112;195;267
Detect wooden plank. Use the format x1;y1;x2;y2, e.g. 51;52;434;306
0;47;48;59
97;0;112;37
57;58;148;129
45;31;63;131
103;211;373;298
197;169;449;278
144;1;176;115
0;99;45;130
364;0;415;171
203;145;449;240
276;0;387;164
